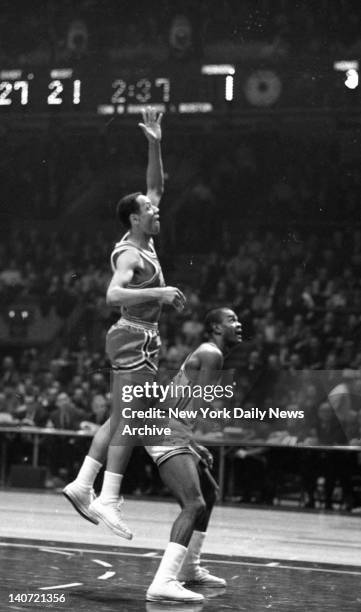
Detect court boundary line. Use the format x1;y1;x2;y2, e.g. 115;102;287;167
1;539;361;577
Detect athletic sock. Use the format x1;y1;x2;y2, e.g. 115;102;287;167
74;455;102;490
151;542;187;585
98;471;123;505
181;531;206;575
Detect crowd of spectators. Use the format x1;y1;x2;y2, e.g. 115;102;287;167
3;223;361;375
1;129;361;426
0;1;360;66
1;218;361;505
1;123;361;507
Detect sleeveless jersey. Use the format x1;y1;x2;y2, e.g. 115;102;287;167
110;232;165;325
145;343;224;464
165;343;222;441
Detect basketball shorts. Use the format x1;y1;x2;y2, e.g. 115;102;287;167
145;444;201;467
106;317;161;374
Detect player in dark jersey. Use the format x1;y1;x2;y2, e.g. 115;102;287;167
63;108;185;537
144;307;242;602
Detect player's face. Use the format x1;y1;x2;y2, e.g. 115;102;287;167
136;195;160;236
219;309;243;346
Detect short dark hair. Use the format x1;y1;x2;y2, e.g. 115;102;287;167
116;192;142;229
204;308;228;335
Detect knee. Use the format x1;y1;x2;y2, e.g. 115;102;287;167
184;495;207;519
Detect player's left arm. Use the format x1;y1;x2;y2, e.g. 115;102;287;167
189;347;223;463
138;107;164;206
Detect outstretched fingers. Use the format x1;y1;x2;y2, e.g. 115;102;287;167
141;106;163;125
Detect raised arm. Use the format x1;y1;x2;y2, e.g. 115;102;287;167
138;107;164;206
106;249;186;310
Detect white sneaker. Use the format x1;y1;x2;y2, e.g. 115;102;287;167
89;496;133;540
179;567;226;588
63;483;99;525
146;579;204;603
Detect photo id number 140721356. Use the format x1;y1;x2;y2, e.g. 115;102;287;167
9;593;66;604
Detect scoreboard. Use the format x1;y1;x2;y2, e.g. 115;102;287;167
0;60;359;115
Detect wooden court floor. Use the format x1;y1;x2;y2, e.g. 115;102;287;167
1;490;361;611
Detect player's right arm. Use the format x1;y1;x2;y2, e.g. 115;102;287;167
138;107;164;207
106;250;186;309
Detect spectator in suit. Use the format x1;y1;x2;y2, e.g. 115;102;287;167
79;393;109;435
48;392;87;430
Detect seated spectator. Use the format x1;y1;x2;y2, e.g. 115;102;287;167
47;392;87;430
15;394;40;426
165;334;190;370
79;393;109;433
1;356;20;387
72;386;89;411
312;402;347;446
0;391;17;424
260;311;278;344
33;387;59;428
251;286;273;315
181;311;204;347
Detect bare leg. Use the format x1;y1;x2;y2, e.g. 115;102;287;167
105;368;156;474
87;419;112;464
146;454;208;602
157;455;225;588
89;369;157;539
194;465;218;532
158;454;206;547
62;371;139;527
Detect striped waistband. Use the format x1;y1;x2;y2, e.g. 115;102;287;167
113;315;159;333
156;446;196;466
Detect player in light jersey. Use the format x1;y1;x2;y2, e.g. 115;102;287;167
144;307;242;603
63;108;185;537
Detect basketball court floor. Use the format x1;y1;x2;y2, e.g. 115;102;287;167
1;491;361;611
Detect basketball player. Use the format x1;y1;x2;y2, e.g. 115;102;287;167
143;307;242;602
63;108;185;537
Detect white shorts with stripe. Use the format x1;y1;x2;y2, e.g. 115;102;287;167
145;444;201;467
